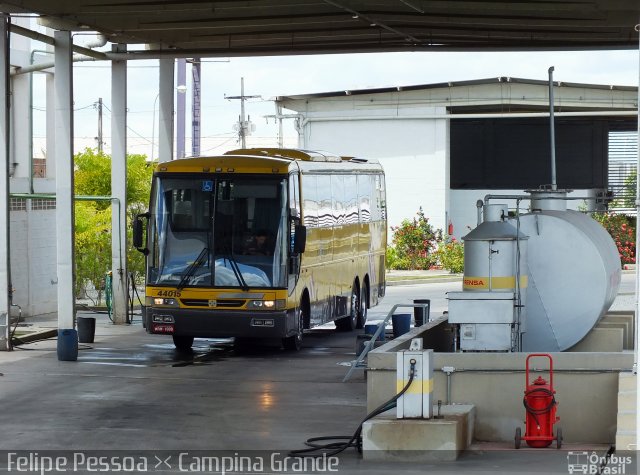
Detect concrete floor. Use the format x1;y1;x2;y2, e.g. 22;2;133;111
0;279;636;474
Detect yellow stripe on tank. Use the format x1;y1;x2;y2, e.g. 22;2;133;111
463;275;528;290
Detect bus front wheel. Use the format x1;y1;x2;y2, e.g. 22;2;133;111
173;335;194;352
282;307;303;351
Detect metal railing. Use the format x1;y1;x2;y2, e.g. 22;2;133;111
342;302;430;382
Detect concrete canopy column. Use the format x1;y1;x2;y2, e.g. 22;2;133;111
46;73;55;178
111;44;128;324
54;30;76;360
0;15;10;351
158;59;174;163
634;20;639;451
176;58;186;159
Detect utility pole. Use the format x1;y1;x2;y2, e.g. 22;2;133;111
96;97;103;153
225;77;260;148
264;103;300;148
191;58;201;156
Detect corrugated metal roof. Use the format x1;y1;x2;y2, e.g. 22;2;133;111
3;1;640;57
275;76;638;101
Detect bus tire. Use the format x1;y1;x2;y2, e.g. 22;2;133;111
282;307;303;351
336;286;358;332
173;335;194;352
356;285;368;329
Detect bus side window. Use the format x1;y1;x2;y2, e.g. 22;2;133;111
302;174;318;227
378;174;386;220
358;175;372;223
289;173;300;218
344;175;357;225
317;175;333;227
332;175;345;226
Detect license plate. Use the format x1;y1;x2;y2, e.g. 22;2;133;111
153;323;174;334
251;319;274;327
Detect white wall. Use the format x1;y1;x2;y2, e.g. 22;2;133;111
300;110;449;234
10;206;58;316
7;20;59;317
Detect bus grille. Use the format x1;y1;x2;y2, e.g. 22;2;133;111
180;299;246;308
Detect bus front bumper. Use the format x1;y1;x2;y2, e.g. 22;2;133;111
145;307;291;339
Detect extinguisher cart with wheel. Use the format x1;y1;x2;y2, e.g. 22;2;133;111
515;353;562;449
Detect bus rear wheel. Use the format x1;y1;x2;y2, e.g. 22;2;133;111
282;307;303;351
173;335;194;352
356;285;368;329
336;285;358;332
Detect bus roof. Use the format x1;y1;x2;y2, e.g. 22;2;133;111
154;148;382;174
226;148;344;162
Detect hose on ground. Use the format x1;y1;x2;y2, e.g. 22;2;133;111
289;359;417;458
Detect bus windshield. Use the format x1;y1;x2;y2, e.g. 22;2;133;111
147;175;289;289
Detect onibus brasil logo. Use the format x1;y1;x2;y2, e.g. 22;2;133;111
567;451;633;475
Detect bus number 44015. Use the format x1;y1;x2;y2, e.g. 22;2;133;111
157;290;181;298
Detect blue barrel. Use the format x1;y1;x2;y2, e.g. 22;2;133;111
364;323;385;341
57;329;78;361
391;313;411;338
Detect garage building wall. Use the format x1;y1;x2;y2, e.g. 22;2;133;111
280;79;637;241
300;110;449;234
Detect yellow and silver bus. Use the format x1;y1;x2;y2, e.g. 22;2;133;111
133;148;386;351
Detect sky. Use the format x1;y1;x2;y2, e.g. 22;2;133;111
29;41;639;160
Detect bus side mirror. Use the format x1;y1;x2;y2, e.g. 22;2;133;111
133;214;149;255
293;224;306;254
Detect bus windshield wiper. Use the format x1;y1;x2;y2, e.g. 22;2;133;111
223;247;249;292
177;247;209;290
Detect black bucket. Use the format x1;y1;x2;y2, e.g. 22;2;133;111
77;317;96;344
413;299;431;326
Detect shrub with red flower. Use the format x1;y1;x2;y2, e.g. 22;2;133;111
436;237;464;274
388;208;443;270
592;212;636;267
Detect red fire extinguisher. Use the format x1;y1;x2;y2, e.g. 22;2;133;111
515;354;562;449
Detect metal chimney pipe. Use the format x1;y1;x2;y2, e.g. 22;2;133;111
548;66;557;191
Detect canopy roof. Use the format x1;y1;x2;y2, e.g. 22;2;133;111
1;1;639;57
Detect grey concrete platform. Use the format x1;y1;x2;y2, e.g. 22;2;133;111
0;282;637;474
362;405;475;462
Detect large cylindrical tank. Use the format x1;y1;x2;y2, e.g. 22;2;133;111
515;194;621;351
463;204;529;297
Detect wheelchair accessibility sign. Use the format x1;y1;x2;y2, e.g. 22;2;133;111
202;180;213;192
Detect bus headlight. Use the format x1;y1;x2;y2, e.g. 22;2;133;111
146;297;179;307
248;299;286;310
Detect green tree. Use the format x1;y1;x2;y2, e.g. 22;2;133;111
592;211;636;267
74;148;155;299
75;202;111;302
609;170;637;209
436;238;465;273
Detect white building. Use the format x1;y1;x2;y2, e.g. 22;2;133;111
276;78;638;239
8;20;58;317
